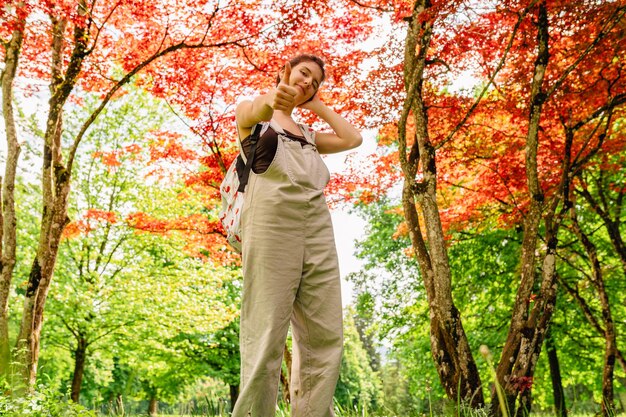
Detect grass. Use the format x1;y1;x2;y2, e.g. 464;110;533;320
124;413;615;417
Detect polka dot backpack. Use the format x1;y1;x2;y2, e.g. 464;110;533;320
219;123;269;252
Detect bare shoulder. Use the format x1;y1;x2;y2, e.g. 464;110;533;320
235;100;255;125
235;100;255;139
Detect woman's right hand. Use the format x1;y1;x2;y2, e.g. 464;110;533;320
271;63;298;111
235;62;298;137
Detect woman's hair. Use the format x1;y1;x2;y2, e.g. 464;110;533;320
276;54;326;86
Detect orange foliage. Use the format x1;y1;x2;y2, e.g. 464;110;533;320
148;131;197;163
92;150;122;168
351;0;626;236
392;221;409;239
325;151;402;208
92;142;146;169
62;209;118;239
125;212;239;265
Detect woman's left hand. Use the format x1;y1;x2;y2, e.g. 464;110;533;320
298;92;324;113
296;90;363;154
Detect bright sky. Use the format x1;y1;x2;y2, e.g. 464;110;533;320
323;129;378;307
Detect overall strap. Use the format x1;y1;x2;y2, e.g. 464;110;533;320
268;119;285;136
269;119;315;146
296;123;315;145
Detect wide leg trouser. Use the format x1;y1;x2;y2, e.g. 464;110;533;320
232;186;342;416
290;222;343;417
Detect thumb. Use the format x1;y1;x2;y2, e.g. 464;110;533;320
280;62;292;85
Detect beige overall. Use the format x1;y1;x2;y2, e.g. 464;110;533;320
232;120;343;417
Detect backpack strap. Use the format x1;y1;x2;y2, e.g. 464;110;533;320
239;122;270;164
237;122;269;192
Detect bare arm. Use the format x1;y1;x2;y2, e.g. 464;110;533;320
236;63;297;139
235;95;274;139
300;97;362;154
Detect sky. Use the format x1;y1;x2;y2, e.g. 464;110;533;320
323;129;379;307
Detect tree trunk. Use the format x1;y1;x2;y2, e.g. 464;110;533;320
148;396;158;416
398;0;483;406
14;184;71;387
546;329;567;417
115;393;125;415
280;343;292;404
402;182;484;405
508;231;559;417
605;221;626;276
12;7;87;390
279;368;289;404
229;384;239;412
0;17;25;381
601;339;617;417
493;3;552;415
70;337;88;403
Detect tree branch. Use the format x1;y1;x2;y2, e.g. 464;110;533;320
346;0;394;13
545;6;626;100
437;0;540;149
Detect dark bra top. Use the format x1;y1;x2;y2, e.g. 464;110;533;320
241;125;310;174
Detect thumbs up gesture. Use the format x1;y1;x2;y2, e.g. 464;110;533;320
272;62;298;111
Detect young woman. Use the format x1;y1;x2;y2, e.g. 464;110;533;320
232;54;362;417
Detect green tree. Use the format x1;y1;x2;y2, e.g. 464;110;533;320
35;88;239;410
335;306;383;412
41;87;172;404
167;318;241;410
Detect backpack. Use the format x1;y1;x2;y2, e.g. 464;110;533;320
219;122;269;252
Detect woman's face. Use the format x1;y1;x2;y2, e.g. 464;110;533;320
283;61;324;105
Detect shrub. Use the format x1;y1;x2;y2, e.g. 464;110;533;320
0;387;96;417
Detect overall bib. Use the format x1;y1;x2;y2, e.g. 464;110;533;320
232;121;343;417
